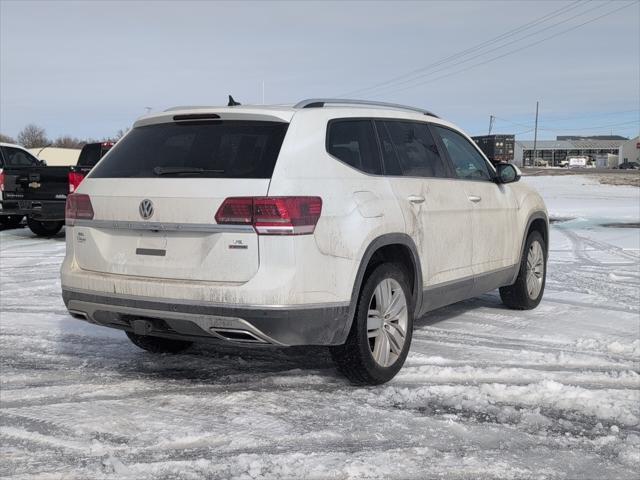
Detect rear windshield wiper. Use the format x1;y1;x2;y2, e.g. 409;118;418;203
153;166;224;176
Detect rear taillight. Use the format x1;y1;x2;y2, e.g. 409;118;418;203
68;171;85;193
65;193;94;226
0;169;4;192
215;196;322;235
214;197;253;224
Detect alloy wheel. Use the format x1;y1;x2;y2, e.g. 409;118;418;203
366;278;408;367
526;240;544;299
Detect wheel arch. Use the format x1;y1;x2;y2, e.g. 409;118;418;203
511;211;549;283
338;233;423;343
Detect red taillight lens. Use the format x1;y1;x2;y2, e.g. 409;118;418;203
253;197;322;234
215;196;322;235
0;169;5;192
68;171;85;193
65;193;94;226
214;197;253;224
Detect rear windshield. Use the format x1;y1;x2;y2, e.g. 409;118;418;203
1;146;41;168
90;120;288;178
77;144;103;167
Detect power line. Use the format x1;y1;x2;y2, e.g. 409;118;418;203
540;109;640;123
493;117;638;132
494;116;536;130
540;120;639;131
336;0;588;98
494;109;639;130
349;1;609;98
374;1;635;97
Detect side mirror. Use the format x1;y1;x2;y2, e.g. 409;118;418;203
495;163;520;184
39;159;47;167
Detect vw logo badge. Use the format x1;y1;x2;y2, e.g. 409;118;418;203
139;199;154;220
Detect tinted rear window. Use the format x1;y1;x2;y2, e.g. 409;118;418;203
77;144;102;167
376;120;448;178
326;120;382;175
90;121;288;178
1;146;40;168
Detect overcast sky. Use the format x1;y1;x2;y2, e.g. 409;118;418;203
1;0;638;141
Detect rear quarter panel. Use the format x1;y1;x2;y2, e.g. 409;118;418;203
266;109;407;303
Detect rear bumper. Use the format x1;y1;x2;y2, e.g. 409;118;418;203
0;200;65;221
62;288;351;346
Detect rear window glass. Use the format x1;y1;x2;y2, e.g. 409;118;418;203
377;121;448;178
90;121;288;178
1;146;40;168
326;120;382;175
77;144;102;167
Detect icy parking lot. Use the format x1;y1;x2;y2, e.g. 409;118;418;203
1;175;639;479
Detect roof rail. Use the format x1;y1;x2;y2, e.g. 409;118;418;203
293;98;439;118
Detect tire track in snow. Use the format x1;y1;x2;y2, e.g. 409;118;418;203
412;328;639;364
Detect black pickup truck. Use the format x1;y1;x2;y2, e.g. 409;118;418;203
0;142;114;236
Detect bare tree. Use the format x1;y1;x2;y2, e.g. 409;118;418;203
17;124;49;148
0;133;16;143
101;128;129;143
115;128;129;140
52;135;85;149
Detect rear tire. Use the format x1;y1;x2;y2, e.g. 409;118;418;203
126;332;193;354
27;217;64;237
331;263;413;385
0;215;24;229
500;230;546;310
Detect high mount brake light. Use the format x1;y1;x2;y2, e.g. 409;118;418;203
68;171;85;193
65;194;94;226
215;197;322;235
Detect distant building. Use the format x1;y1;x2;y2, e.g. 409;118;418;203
619;136;640;165
28;147;80;166
472;135;515;164
556;135;628;141
513;137;631;167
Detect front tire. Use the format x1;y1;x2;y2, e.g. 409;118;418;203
126;332;193;354
331;263;413;385
27;217;64;237
500;231;546;310
0;215;24;229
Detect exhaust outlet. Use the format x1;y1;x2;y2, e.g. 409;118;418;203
68;310;89;320
210;328;268;344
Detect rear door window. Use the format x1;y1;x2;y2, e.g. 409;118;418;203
90;121;288;178
434;126;493;181
0;147;40;167
375;120;448;178
326;120;382;175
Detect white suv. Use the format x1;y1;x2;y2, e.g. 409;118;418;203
61;99;548;384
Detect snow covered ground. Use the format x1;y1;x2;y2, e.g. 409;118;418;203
1;175;638;479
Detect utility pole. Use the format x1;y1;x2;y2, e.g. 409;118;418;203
488;115;495;135
532;101;539;167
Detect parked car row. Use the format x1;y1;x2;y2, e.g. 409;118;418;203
617;161;640;170
0;141;113;235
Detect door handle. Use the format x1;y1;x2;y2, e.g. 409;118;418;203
407;195;425;204
468;195;482;203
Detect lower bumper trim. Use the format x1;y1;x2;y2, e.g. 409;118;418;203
62;289;351;346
